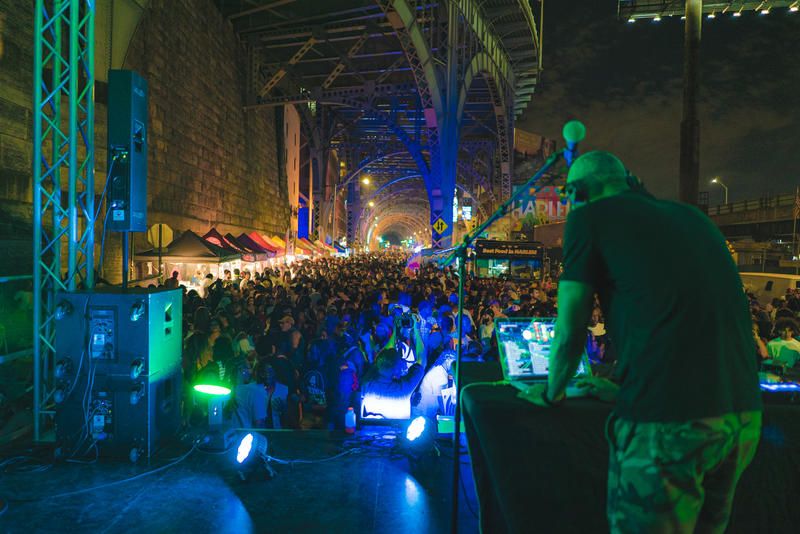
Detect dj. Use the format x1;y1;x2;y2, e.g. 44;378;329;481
520;151;762;533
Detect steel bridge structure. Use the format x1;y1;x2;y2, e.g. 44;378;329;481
217;0;542;249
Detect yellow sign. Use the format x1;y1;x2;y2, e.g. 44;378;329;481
432;218;448;234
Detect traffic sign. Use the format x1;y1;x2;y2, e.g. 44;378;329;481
432;218;448;234
147;223;173;250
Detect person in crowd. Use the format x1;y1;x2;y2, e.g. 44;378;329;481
255;361;288;429
231;360;267;429
414;349;456;418
273;315;305;370
360;346;426;420
520;150;762;533
766;318;800;368
165;270;180;289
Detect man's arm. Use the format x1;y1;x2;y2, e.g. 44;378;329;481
547;280;595;401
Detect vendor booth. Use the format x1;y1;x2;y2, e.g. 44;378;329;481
135;230;241;295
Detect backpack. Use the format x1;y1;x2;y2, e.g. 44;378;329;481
302;370;327;406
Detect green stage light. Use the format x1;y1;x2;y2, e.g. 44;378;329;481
193;384;232;396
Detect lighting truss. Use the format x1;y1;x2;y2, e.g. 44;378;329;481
33;0;96;441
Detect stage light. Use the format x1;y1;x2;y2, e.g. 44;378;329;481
400;416;438;466
406;416;426;441
361;176;371;185
733;10;742;17
791;4;799;13
761;8;770;15
707;12;715;19
193;384;232;396
193;367;236;450
653;15;661;22
627;17;635;23
235;432;271;480
368;201;375;207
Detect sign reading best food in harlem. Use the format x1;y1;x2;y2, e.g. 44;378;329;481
511;185;570;226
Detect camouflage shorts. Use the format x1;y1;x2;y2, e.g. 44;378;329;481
606;411;761;534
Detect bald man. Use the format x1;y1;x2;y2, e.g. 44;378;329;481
520;151;762;533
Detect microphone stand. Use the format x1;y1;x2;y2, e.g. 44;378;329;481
449;149;566;533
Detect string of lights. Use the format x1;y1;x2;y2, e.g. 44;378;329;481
619;0;799;22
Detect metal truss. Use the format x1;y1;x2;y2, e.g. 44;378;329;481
32;0;96;441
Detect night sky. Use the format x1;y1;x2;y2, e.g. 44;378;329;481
517;1;800;203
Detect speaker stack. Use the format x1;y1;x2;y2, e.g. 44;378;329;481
54;288;182;461
107;69;148;233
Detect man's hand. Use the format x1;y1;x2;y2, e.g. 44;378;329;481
517;383;563;408
575;376;619;403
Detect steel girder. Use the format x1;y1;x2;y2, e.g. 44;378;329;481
225;0;540;248
33;0;96;441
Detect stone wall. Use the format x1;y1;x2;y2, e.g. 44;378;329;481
0;0;34;276
0;0;289;282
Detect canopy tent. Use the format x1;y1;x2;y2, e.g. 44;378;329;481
248;232;283;254
314;239;336;254
136;230;240;263
298;238;320;255
269;236;287;249
202;228;240;254
237;233;275;256
225;232;271;262
134;230;242;294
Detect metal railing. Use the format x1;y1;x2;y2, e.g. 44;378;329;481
707;193;797;216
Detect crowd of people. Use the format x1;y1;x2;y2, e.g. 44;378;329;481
172;249;800;432
750;291;800;373
175;251;581;431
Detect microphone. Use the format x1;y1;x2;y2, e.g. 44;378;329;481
562;120;586;167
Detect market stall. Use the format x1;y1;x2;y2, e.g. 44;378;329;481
134;230;241;295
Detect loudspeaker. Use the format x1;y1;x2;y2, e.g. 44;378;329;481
107;69;148;232
54;288;182;459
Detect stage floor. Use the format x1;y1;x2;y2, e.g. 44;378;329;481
0;428;479;533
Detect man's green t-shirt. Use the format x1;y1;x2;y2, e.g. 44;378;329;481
561;191;762;422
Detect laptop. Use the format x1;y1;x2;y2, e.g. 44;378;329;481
495;317;591;398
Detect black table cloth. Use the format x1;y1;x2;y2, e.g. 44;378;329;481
460;362;800;534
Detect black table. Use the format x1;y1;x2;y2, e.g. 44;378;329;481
460;362;800;534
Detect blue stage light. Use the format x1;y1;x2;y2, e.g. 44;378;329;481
237;433;254;464
235;432;270;480
406;416;427;442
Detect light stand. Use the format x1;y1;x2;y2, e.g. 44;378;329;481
447;118;586;531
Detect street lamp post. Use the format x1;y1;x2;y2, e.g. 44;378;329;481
710;177;728;205
330;182;340;242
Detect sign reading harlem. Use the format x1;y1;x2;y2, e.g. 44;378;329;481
510;185;570;229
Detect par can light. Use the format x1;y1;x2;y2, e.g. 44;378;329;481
235;432;271;481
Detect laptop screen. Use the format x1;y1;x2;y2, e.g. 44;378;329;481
495;317;590;380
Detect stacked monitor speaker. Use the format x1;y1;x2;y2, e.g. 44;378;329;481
54;288;182;461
